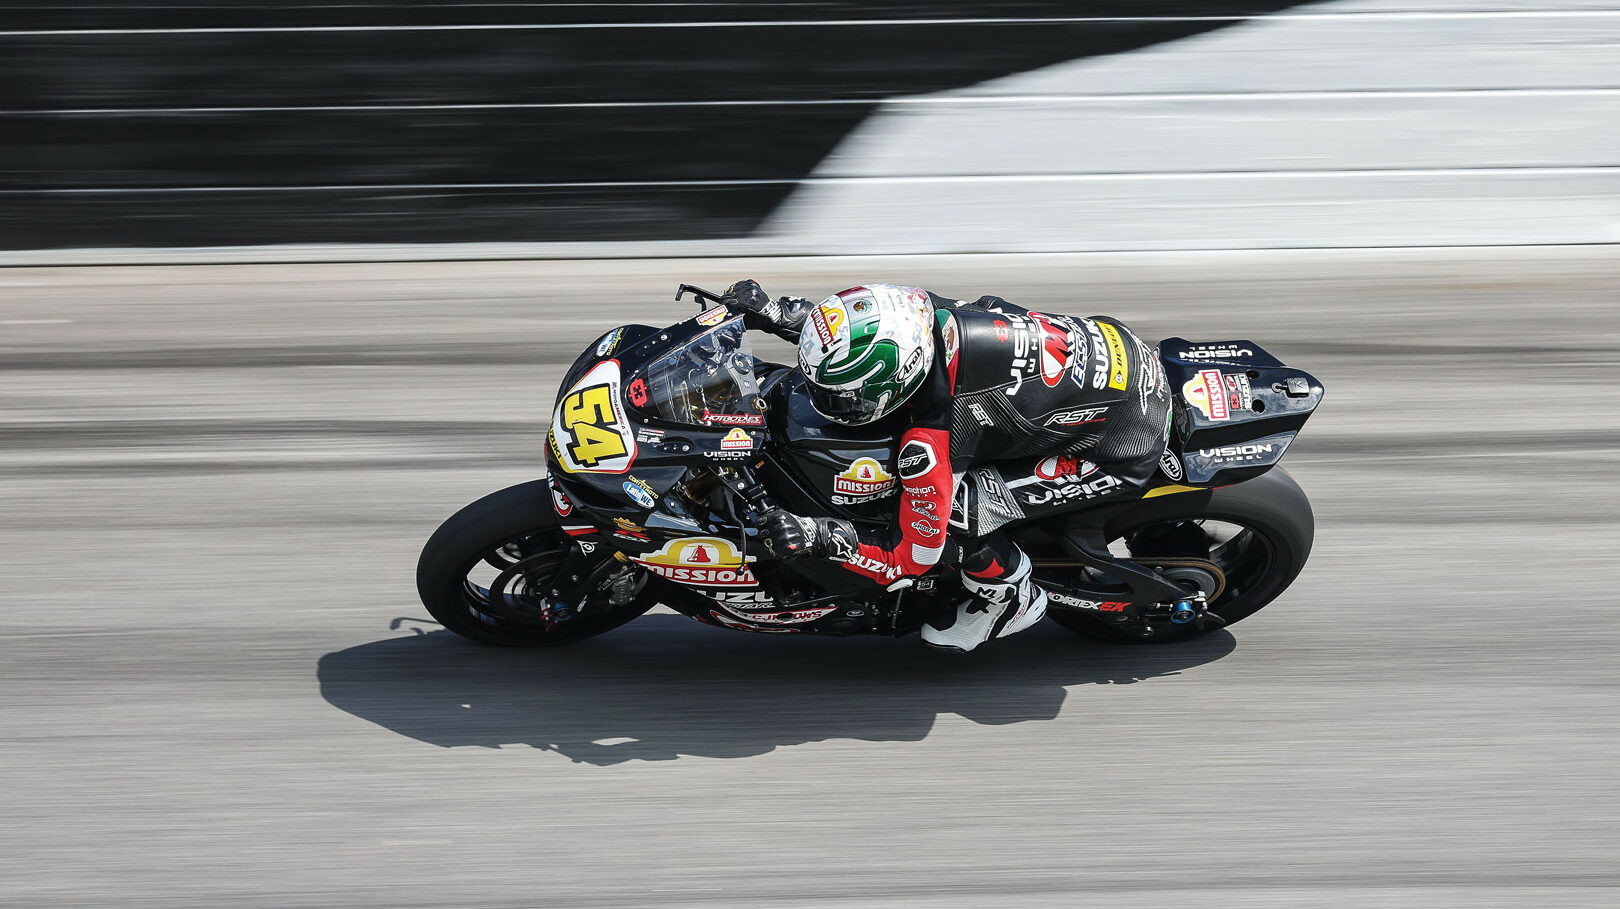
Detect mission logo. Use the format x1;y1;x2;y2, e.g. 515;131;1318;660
832;457;896;499
633;537;758;587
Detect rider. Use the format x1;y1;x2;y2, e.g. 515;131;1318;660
726;280;1172;653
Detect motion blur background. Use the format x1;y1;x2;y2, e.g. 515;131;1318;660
4;2;1619;907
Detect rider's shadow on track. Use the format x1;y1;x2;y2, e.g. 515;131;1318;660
317;613;1235;765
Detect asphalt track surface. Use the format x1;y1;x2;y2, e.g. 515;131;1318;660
3;248;1618;907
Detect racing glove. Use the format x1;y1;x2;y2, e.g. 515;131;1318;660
758;508;859;562
723;279;812;343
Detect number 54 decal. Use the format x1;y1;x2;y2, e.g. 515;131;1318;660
549;360;637;474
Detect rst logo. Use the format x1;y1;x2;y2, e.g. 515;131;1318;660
1044;406;1107;427
897;440;937;479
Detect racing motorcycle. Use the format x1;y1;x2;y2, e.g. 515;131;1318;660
417;285;1324;647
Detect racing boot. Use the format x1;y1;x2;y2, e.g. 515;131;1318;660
921;547;1047;653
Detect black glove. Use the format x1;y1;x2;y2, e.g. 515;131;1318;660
724;279;810;342
723;279;773;316
759;508;813;559
758;508;859;561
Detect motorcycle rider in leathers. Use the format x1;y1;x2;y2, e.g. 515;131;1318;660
725;280;1173;653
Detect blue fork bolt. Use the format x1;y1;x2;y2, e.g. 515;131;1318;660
1169;601;1197;625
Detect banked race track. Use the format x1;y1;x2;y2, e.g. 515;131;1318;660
2;248;1618;907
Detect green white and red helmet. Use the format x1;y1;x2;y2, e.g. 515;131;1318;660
798;284;935;425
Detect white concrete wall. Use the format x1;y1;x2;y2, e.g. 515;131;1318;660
767;0;1620;252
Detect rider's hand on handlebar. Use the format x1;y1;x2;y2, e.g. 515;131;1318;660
759;508;818;559
723;279;773;316
759;508;862;563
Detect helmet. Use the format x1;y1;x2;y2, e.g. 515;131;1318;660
798;284;935;425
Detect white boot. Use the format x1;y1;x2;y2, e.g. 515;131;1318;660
921;551;1048;653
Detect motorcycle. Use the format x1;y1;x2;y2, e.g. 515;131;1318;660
417;284;1324;647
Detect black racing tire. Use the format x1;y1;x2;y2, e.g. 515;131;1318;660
416;480;650;646
1041;468;1314;645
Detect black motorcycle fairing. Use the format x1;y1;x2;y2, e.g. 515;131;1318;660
1157;338;1324;486
764;372;904;525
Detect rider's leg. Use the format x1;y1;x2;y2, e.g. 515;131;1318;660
921;533;1047;653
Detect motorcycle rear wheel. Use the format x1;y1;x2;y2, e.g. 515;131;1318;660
1040;468;1314;645
416;480;650;646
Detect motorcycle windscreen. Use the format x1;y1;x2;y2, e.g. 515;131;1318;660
636;316;765;427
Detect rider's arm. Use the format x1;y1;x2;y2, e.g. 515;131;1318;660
724;279;813;343
836;310;960;586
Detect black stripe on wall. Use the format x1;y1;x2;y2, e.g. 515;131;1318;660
0;3;1321;249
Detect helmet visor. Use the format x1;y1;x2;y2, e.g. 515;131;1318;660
806;381;885;425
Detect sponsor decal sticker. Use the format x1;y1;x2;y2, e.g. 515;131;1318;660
706;611;802;633
1015;472;1123;507
634;537;758;587
720;428;754;450
548;477;574;516
1004;316;1036;396
993;319;1010;342
1032;455;1096;482
1183;369;1251;422
723;605;840;626
833;457;896;499
1044;406;1107;427
696;306;729;327
1198;442;1277;464
1159;449;1185;482
1079;319;1109;390
613;517;644;533
1030;313;1075;388
703;410;765;427
710;590;775;606
1183;369;1229;421
627;377;649;408
595;327;624;357
550;360;636;474
1136;338;1167;413
809;303;845;346
1098;322;1130;391
1049;591;1130;612
897;439;937;479
1178;344;1254;361
622;477;657;509
969;402;995;427
939;311;960;367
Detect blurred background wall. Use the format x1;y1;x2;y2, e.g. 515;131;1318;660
3;0;1617;254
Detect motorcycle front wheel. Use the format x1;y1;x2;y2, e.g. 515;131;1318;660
415;480;650;646
1036;468;1315;645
